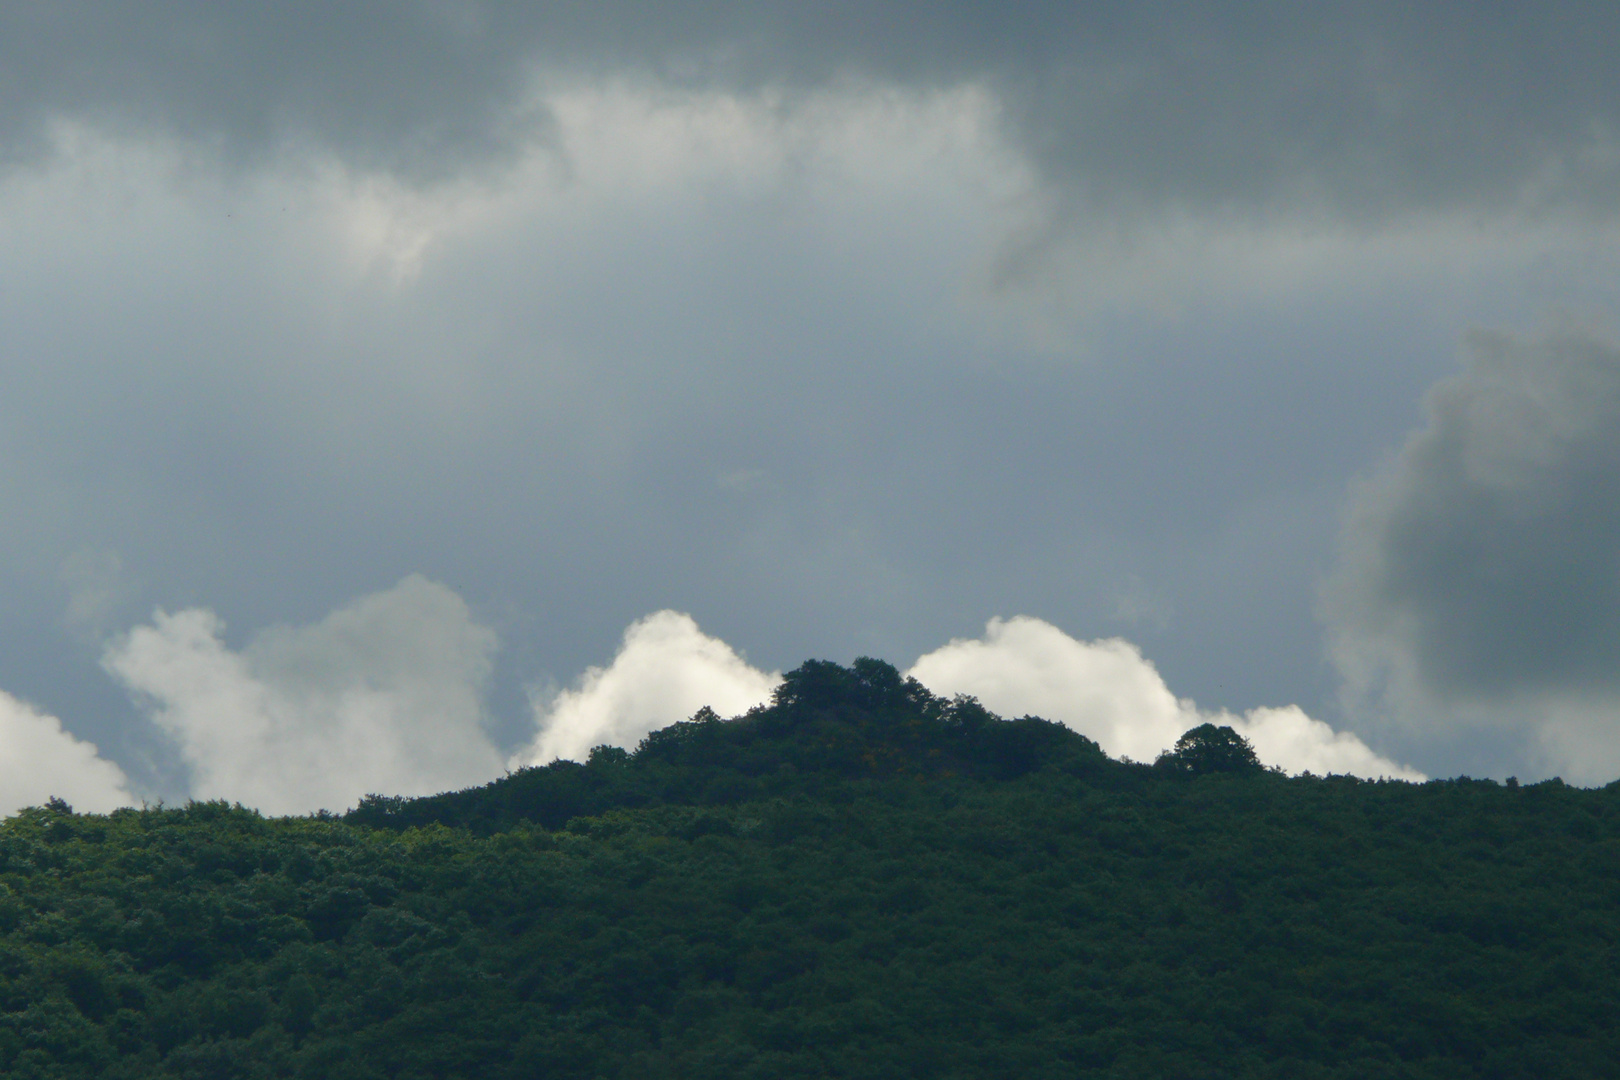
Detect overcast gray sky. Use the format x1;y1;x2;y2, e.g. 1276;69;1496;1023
4;2;1620;809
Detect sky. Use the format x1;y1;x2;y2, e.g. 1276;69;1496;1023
4;3;1620;813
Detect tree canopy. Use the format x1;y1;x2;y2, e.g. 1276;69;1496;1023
1154;723;1265;775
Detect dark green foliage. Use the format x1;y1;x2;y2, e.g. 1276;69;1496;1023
0;660;1617;1078
1155;723;1266;775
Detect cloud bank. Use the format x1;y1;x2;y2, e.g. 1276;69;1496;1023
909;616;1421;779
519;610;781;766
7;4;1620;225
103;575;503;815
1326;325;1620;783
0;689;133;814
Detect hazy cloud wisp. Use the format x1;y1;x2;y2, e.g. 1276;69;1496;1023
1326;325;1620;782
103;575;504;815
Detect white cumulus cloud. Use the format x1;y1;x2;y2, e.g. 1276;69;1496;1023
518;610;781;766
103;575;504;815
1220;705;1424;781
0;689;134;814
908;616;1422;779
908;617;1192;764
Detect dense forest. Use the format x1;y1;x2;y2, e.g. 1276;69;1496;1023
1;659;1617;1078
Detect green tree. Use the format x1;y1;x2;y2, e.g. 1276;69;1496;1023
1156;723;1263;774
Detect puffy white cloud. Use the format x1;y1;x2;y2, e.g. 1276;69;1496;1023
908;616;1421;779
908;617;1193;764
1220;705;1425;782
522;610;1421;778
0;689;134;814
518;610;780;765
103;575;504;815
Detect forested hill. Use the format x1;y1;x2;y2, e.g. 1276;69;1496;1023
346;657;1118;834
2;661;1618;1079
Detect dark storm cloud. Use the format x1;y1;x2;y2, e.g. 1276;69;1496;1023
6;2;1620;214
0;2;555;177
1327;326;1620;705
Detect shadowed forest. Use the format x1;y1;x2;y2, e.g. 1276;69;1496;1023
1;659;1616;1078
